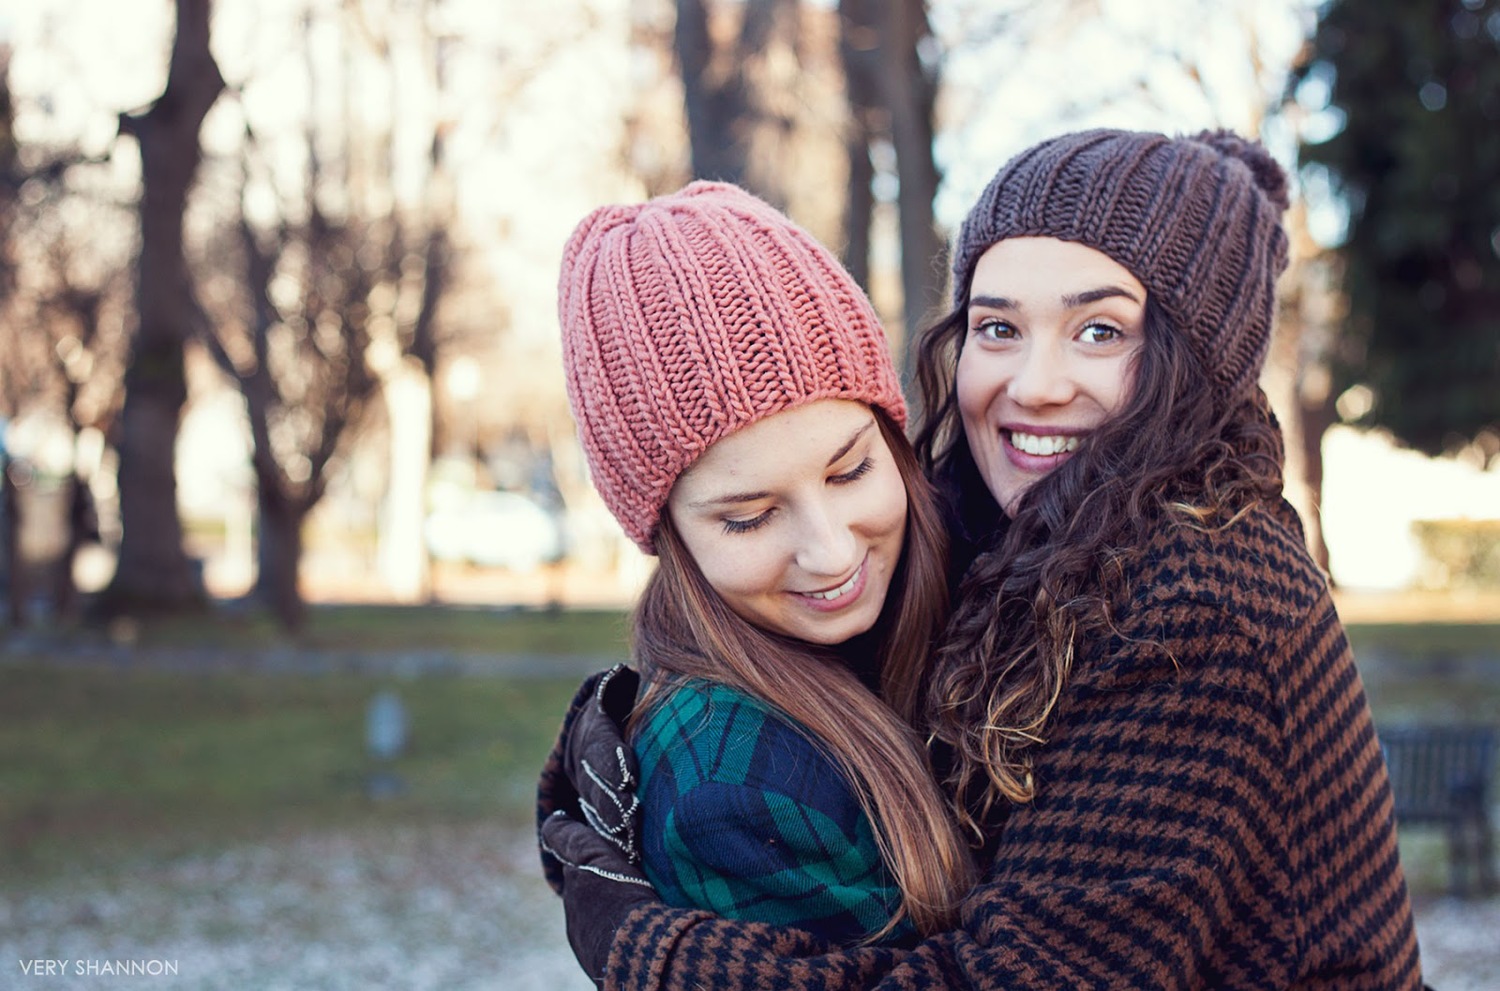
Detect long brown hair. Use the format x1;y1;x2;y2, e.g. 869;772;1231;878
630;406;976;939
914;297;1286;837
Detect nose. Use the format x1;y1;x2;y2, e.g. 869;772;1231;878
794;501;859;578
1007;339;1075;408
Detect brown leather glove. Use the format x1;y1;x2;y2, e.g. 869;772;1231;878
540;809;658;987
537;665;643;892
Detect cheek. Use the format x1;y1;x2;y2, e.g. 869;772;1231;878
868;468;909;538
955;355;1001;467
679;527;780;601
1097;352;1141;412
955;347;995;423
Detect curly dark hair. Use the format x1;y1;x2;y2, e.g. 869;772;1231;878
913;295;1286;838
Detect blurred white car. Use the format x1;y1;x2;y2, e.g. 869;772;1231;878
424;490;564;572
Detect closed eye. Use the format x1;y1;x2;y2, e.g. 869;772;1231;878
722;509;774;535
830;457;874;484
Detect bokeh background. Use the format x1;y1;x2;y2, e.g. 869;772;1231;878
0;0;1496;988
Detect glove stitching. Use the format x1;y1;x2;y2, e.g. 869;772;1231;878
578;757;641;861
540;814;654;889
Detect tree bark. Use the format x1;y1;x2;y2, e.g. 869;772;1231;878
104;0;222;615
839;0;877;291
878;0;941;398
255;481;306;633
838;0;941;399
1298;393;1336;575
675;0;750;185
2;458;22;628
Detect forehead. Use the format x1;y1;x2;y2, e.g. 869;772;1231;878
970;236;1145;296
672;399;876;497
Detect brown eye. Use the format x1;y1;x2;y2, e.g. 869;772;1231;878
973;318;1018;342
1079;322;1122;343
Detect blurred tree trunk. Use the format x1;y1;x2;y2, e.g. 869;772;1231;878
54;472;99;620
675;0;756;185
49;288;103;621
254;467;307;632
840;10;876;293
198;190;379;633
2;459;21;628
372;14;452;604
1267;209;1338;576
839;0;940;396
104;0;221;615
195;1;457;629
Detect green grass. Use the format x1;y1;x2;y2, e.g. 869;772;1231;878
3;607;1495;893
1345;621;1500;656
0;661;586;880
101;603;632;656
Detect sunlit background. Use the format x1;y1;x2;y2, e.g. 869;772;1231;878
1;0;1497;615
1;0;1497;988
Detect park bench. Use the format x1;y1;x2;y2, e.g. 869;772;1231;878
1380;724;1497;896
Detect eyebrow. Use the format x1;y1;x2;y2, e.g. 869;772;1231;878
968;285;1142;311
686;419;875;509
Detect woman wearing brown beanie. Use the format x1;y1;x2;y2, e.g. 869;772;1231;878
540;130;1424;990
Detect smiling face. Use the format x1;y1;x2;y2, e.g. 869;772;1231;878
665;399;908;646
957;236;1147;517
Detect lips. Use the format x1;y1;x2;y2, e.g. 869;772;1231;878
794;555;868;612
804;568;861;601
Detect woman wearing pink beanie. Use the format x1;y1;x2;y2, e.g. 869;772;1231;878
540;131;1421;991
539;180;974;960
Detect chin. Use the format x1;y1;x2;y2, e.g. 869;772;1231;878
812;607;883;647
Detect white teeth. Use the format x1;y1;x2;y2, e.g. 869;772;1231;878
805;569;860;601
1010;431;1080;456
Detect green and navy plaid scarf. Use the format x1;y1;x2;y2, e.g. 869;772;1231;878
633;679;913;946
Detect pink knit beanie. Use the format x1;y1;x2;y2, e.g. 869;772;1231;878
558;181;906;554
951;128;1291;403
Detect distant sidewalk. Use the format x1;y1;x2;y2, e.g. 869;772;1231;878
297;560;644;611
1333;588;1500;625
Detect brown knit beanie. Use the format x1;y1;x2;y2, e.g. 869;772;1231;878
951;128;1291;401
558;180;905;554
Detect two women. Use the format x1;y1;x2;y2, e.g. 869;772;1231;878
542;129;1423;990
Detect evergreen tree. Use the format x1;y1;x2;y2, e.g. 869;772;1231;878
1297;0;1500;456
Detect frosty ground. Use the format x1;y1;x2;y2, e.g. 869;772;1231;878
4;821;1495;991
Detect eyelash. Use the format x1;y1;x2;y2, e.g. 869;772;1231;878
832;457;875;485
719;458;875;534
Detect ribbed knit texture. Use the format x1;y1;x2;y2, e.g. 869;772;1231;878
951;129;1291;403
593;500;1423;990
558;181;905;553
633;680;912;946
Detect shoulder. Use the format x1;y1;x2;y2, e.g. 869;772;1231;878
1087;498;1349;703
633;680;852;815
633;680;775;771
1125;498;1330;635
632;682;904;943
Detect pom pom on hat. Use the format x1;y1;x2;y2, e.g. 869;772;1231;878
558;181;905;554
951;128;1291;403
1191;128;1290;212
